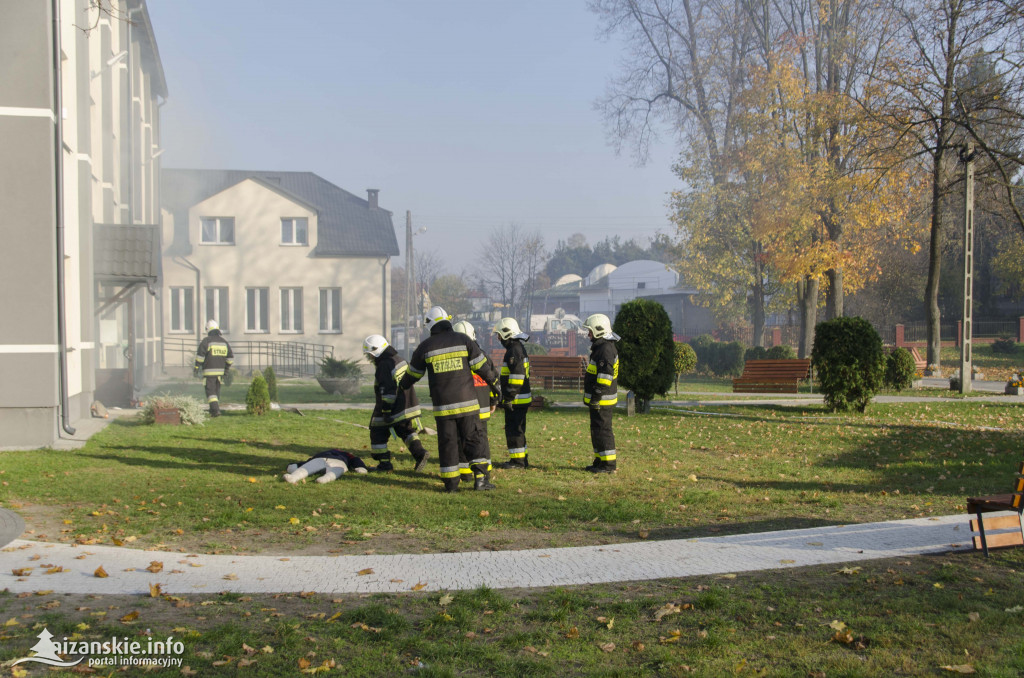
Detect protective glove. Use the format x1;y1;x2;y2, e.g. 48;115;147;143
193;367;201;379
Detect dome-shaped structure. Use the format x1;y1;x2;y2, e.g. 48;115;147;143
554;273;583;287
585;263;617;286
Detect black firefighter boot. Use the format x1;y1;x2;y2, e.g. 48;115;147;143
590;459;617;474
409;439;430;473
497;454;528;470
209;401;221;418
583;456;605;472
471;463;496;491
442;477;461;493
369;452;394;473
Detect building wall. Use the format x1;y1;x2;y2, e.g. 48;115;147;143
161;180;391;372
0;0;163;447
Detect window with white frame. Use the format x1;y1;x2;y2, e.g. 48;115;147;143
245;287;269;333
205;287;229;333
169;287;194;333
200;217;235;244
281;218;308;245
319;288;341;333
280;287;304;333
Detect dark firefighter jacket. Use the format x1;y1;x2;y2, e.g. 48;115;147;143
370;346;422;427
583;337;619;408
399;321;499;419
194;330;233;377
499;339;532;408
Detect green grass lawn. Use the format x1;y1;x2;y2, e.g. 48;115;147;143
941;343;1022;381
4;399;1024;675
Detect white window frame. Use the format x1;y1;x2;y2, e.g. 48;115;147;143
280;287;304;333
169;287;194;333
319;287;342;333
245;287;269;333
281;217;308;246
205;287;229;334
200;216;235;245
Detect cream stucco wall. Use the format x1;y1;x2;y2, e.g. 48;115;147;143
162;179;391;371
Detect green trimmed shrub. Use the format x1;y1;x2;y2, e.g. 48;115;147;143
991;335;1017;354
673;342;697;395
766;344;797;359
689;335;715;373
884;348;917;391
246;373;271;415
613;299;675;413
523;342;549;356
319;356;362;379
263;366;278;402
140;395;207;426
811;316;885;412
744;346;768;362
713;341;746;376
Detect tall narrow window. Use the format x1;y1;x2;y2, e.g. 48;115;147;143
200;217;235;244
281;218;308;245
280;288;304;333
170;287;194;333
205;287;229;333
320;288;341;333
246;287;269;332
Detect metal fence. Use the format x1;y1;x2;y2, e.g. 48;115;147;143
164;338;333;378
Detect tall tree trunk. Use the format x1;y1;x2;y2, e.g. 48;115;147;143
751;251;766;347
797;276;819;359
925;149;946;368
825;268;843;320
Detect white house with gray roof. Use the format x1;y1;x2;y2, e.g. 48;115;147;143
160;169;399;374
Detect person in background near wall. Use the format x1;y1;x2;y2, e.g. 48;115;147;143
452;320;501;488
194;319;233;418
493;317;532;469
582;313;619;473
362;334;430;472
399;306;500;492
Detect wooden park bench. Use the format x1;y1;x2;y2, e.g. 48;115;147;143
909;347;927;372
529;355;587;390
732;359;812;394
967;460;1024;556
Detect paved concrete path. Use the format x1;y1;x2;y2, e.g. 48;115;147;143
0;514;981;595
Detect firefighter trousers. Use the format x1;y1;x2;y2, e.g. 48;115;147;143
369;418;425;462
204;376;221;415
589;406;616;461
503;406;528;459
436;415;482;482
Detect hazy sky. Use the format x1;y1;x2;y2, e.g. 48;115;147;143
148;0;679;268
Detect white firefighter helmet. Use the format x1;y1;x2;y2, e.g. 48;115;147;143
583;313;614;339
451;320;477;341
424;306;451;331
205;318;219;332
362;334;389;358
493;317;528;341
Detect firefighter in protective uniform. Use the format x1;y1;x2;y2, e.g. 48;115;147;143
194;319;233;417
399;307;501;492
493;317;532;469
362;334;430;472
582;313;619;473
452;320;500;484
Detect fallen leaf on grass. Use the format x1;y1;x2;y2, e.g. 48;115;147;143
410;582;427;591
479;510;490;517
261;646;274;654
350;622;382;633
238;658;256;668
654;603;682;621
632;641;645;652
120;611;139;623
439;594;453;607
564;626;579;639
835;567;861;575
967;612;980;622
1005;605;1023;613
289;518;301;525
687;474;698;482
596;616;614;629
4;618;19;627
180;667;197;676
832;630;854;644
659;630;682;644
599;642;615;653
149;583;162;598
242;643;257;656
940;666;976;674
829;620;847;631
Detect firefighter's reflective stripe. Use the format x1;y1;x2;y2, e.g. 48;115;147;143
469;353;487;370
202;369;226;377
438;465;461;479
596;372;614;386
207;395;218;403
371;443;389;450
433;399;480;417
584;392;619;406
405;364;425;379
596;448;617;461
507;446;527;459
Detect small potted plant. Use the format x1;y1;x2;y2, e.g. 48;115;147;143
1005;372;1024;396
316;356;363;395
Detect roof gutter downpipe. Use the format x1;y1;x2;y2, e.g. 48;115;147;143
173;256;202;345
52;0;75;437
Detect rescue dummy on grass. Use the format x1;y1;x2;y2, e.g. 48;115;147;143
362;334;430;472
283;449;368;484
398;306;501;493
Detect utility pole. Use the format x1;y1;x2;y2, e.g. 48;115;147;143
405;211;412;359
959;143;976;394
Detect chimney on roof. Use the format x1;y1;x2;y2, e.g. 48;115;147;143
367;189;379;210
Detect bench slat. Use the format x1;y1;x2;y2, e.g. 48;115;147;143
970;514;1021;531
973;531;1024;550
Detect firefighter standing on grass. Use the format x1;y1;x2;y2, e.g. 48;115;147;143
452;320;500;485
582;313;619;473
194;319;233;417
493;317;532;469
362;334;429;473
399;307;501;492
